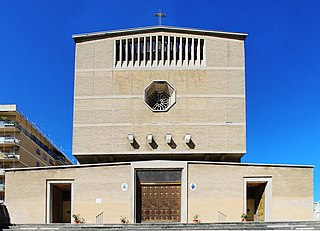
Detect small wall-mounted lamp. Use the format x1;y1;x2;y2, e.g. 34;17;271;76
128;134;140;149
166;133;172;144
147;134;158;149
147;134;153;144
128;134;134;144
184;133;191;144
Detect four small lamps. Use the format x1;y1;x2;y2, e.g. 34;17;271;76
127;133;192;147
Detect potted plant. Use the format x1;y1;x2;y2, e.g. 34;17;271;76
0;116;7;121
192;214;200;223
241;213;248;222
72;213;85;224
120;216;129;224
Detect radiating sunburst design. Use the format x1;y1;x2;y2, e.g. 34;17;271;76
149;92;169;111
144;80;176;112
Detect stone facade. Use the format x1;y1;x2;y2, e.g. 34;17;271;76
5;162;313;223
3;26;314;224
72;27;246;163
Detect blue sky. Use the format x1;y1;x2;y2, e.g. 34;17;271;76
0;0;319;201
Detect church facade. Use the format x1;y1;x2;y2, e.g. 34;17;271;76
4;26;313;224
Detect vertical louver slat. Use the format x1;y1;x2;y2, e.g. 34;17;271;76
143;37;146;67
161;35;164;67
196;38;200;66
173;36;176;66
191;38;194;66
137;38;140;67
125;39;129;66
155;35;159;65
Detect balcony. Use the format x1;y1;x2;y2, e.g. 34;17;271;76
0;137;20;145
0;121;15;127
0;121;17;132
0;151;20;160
1;121;68;165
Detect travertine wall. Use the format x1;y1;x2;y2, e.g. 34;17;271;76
73;32;246;158
5;162;313;224
5;164;131;224
188;163;313;222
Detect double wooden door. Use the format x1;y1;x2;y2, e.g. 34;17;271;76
137;183;181;223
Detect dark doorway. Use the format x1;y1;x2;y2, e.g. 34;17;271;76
136;170;181;223
49;183;71;223
246;182;267;221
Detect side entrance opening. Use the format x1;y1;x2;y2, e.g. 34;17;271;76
244;177;272;222
136;170;181;223
47;182;72;223
246;182;266;221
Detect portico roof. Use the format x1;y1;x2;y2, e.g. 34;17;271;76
4;160;313;172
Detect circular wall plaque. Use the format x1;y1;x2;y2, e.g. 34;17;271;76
190;182;197;191
121;183;128;191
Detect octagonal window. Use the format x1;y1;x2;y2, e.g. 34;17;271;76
144;80;176;112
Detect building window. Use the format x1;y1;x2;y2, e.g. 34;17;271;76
114;35;205;68
144;80;176;112
42;154;47;161
36;149;41;155
49;159;54;165
36;161;40;167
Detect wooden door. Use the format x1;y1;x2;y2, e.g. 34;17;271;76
139;184;181;223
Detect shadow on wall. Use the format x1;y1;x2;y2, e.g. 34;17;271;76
0;204;11;229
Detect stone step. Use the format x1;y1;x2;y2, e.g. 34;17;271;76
4;221;320;231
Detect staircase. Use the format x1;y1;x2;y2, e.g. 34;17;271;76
3;221;320;231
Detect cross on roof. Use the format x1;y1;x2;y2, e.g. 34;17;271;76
154;9;166;26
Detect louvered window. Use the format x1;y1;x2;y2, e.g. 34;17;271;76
114;35;205;68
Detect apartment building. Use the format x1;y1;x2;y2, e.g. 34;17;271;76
0;104;72;203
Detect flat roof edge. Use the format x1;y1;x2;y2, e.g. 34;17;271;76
0;104;17;112
187;161;314;168
4;162;131;172
72;25;248;43
4;160;313;172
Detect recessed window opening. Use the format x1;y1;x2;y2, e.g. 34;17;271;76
176;37;180;61
158;36;162;61
140;38;144;61
152;36;156;61
164;36;168;61
146;37;150;61
194;39;198;61
188;38;192;61
200;39;204;61
128;39;132;61
170;37;174;62
114;36;205;68
115;40;120;63
134;38;138;61
182;38;186;60
144;80;176;112
121;40;126;62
